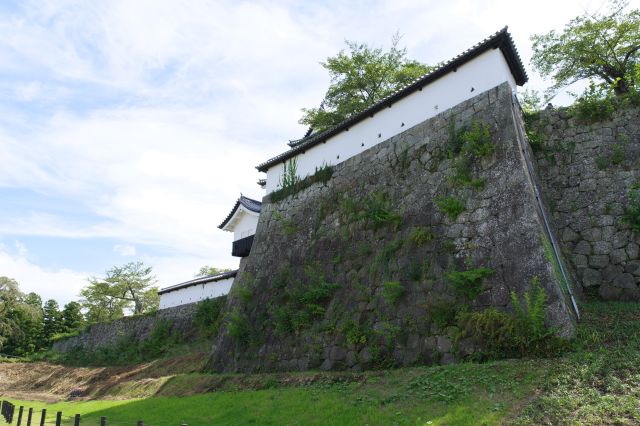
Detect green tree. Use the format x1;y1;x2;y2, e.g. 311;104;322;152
531;0;640;97
61;301;84;332
196;266;232;277
0;277;44;355
299;34;432;132
81;262;159;322
23;292;42;309
42;299;62;342
81;279;128;323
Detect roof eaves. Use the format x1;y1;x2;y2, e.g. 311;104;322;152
157;270;238;295
218;196;262;229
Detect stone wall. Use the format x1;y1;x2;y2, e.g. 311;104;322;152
208;82;576;373
532;106;640;300
52;302;199;353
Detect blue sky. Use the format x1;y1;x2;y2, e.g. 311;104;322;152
0;0;630;305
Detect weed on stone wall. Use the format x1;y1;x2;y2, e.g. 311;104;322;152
270;164;334;203
409;226;433;246
273;211;298;235
436;196;465;220
622;183;640;231
445;267;494;299
269;263;340;334
446;120;494;188
382;281;405;304
227;308;253;346
362;192;402;230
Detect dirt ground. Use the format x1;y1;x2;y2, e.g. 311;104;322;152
0;352;208;402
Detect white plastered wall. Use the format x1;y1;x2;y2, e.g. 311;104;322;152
232;211;260;240
159;277;234;309
265;48;516;192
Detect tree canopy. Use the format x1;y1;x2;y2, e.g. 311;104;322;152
196;266;232;277
531;0;639;97
299;34;432;133
81;262;159;321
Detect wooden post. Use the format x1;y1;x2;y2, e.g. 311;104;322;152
100;416;106;426
16;406;24;426
55;411;62;426
26;408;33;426
39;409;46;426
137;421;143;426
73;414;81;426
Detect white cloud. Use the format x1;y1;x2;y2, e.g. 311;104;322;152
14;241;28;257
113;244;136;257
0;248;87;305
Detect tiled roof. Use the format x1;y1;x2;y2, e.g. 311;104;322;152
157;270;237;295
218;195;262;229
257;27;527;173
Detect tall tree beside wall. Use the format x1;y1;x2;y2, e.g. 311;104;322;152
531;0;639;97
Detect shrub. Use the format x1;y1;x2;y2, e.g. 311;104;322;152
457;277;568;359
382;281;405;304
568;80;616;122
194;296;227;337
436;196;465;220
445;267;494;299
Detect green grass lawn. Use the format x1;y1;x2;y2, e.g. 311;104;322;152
2;301;639;425
1;359;543;425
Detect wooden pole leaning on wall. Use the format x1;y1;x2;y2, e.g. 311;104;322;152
73;414;81;426
39;409;46;426
55;411;62;426
26;408;32;426
16;406;24;426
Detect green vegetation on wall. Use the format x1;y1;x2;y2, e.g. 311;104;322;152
270;164;334;203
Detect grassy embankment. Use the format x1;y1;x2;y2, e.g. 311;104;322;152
0;301;639;425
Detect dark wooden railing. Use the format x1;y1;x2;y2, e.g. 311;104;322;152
1;400;192;425
232;235;255;257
